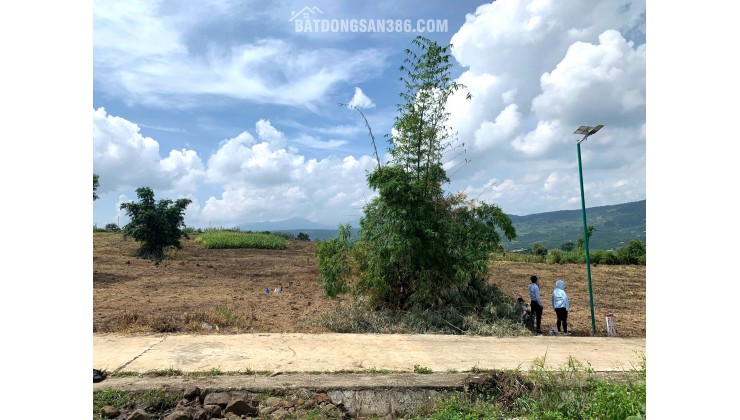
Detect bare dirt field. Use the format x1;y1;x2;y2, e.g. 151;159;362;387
487;261;645;337
93;233;645;337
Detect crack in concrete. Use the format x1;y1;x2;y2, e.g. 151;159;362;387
115;336;168;372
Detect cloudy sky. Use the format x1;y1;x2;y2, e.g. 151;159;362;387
93;0;646;229
7;2;740;412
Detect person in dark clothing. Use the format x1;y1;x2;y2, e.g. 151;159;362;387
528;275;543;335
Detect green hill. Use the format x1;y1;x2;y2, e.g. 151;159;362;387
503;200;646;251
275;200;646;252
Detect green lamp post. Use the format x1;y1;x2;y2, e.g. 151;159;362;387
574;124;603;336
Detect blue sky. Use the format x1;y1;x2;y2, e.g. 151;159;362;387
93;0;647;229
6;2;740;414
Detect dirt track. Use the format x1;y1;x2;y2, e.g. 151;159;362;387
93;233;645;337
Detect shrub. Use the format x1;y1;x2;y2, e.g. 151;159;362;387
104;223;120;232
531;243;548;256
615;240;646;265
315;224;354;297
560;241;576;252
546;249;564;264
181;226;202;235
590;249;617;265
272;231;296;240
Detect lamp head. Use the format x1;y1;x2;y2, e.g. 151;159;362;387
574;124;604;143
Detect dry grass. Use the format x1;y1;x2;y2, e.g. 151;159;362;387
94;233;645;337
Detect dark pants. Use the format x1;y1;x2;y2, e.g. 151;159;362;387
531;301;543;333
555;307;568;333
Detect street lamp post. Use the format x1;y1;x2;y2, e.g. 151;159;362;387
574;124;603;336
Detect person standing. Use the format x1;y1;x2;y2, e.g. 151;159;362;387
528;275;543;335
551;279;570;335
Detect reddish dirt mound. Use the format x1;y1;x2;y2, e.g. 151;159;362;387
93;233;645;337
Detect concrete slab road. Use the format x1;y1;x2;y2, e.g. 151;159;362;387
94;333;646;374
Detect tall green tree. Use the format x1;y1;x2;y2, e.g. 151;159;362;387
120;187;192;260
577;225;596;249
353;36;516;314
93;174;100;201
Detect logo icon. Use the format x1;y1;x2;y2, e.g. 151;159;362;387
289;6;323;21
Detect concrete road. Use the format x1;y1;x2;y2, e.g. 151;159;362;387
94;333;645;374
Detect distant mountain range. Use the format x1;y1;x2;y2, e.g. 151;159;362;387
240;200;646;251
503;200;645;251
237;217;333;231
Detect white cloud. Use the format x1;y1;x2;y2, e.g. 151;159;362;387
94;108;379;227
442;0;645;216
293;135;348;150
473;104;522;152
543;171;572;191
202;149;376;226
93;107;205;195
348;87;376;109
93;1;388;108
532;30;646;126
255;119;287;149
200;121;376;226
510;120;563;156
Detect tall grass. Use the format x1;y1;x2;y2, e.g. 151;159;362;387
410;355;646;419
199;230;287;249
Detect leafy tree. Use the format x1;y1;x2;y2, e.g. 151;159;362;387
104;223;120;232
93;174;100;201
560;241;576;252
531;243;548;257
616;239;646;265
297;232;310;241
346;36;516;317
119;187;192;260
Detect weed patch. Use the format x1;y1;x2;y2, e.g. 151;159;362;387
410;357;646;419
93;388;178;419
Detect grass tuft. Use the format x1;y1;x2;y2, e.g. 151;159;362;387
413;365;433;374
